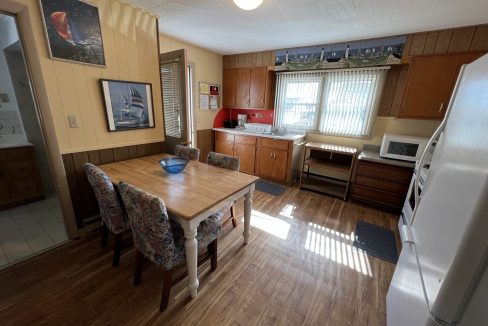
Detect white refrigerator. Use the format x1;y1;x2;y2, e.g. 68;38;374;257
387;54;488;326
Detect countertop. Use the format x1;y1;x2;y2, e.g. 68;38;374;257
358;150;415;168
213;127;305;141
0;141;33;149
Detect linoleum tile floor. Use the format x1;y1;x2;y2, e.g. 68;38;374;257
0;195;68;268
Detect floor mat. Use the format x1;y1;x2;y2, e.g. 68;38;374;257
352;220;399;264
255;180;286;196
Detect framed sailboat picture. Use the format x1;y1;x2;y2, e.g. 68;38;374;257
100;80;155;131
38;0;106;66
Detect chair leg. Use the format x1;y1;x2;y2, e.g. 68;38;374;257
133;251;144;286
230;204;237;228
101;223;109;248
160;269;173;312
112;233;123;267
208;239;218;271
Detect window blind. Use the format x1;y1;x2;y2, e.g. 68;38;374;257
320;68;387;137
274;67;388;137
161;61;182;138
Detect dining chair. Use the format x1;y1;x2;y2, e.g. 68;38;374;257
207;151;240;228
84;163;130;267
118;181;221;311
175;144;200;161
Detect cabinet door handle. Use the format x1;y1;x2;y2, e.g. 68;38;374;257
439;102;444;112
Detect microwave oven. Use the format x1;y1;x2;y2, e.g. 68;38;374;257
380;133;429;162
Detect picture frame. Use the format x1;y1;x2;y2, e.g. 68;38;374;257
100;79;155;132
38;0;106;66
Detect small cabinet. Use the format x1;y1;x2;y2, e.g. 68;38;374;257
0;146;44;209
399;52;485;120
256;138;290;182
351;159;413;211
214;131;256;174
223;67;275;109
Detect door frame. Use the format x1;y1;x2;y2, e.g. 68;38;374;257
0;5;78;239
160;49;189;153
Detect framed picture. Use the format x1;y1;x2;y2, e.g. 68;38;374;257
38;0;106;66
100;79;155;132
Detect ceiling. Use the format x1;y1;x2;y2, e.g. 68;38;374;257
126;0;488;54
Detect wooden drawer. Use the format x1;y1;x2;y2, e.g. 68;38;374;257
259;138;289;151
356;161;412;184
0;180;9;204
355;175;409;195
0;147;31;163
351;185;405;208
234;135;256;145
215;131;235;142
5;161;35;179
12;178;42;199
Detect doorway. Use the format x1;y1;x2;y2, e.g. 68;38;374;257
0;12;67;268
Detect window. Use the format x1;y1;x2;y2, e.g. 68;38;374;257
161;61;182;138
274;67;387;137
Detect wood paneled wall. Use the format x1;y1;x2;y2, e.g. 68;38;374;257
196;129;215;163
19;0;164;154
223;51;275;68
62;142;165;228
378;24;488;117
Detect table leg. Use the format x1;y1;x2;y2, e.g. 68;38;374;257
181;222;199;298
243;185;254;245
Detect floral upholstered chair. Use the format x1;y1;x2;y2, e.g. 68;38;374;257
118;181;221;311
207;151;240;228
175;144;200;161
84;163;130;267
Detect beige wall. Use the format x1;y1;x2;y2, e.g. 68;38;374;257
5;0;164;155
159;33;222;130
307;117;440;148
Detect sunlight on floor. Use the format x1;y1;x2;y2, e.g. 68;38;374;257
279;204;296;219
305;222;373;277
250;209;290;240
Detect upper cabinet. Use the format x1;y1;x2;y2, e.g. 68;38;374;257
223;67;275;109
398;52;485;120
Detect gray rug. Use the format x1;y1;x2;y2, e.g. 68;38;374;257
255;180;286;196
352;221;399;264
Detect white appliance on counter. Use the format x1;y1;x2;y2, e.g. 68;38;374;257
380;133;429;162
387;54;488;325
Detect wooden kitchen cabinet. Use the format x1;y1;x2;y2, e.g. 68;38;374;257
255;138;289;182
351;159;413;212
222;68;237;107
0;146;44;210
214;131;257;174
235;68;251;108
398;52;485;120
222;67;275;109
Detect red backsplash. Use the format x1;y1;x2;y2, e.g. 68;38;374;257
213;108;274;128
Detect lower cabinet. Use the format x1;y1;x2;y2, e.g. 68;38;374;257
351;159;413;211
0;146;44;210
214;131;302;184
256;147;288;182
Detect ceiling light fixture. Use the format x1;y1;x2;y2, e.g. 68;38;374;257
233;0;263;11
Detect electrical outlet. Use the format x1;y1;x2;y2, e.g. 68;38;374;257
0;93;9;103
68;115;80;128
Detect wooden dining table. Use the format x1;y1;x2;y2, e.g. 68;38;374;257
99;153;258;298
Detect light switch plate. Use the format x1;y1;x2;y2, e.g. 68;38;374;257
0;93;9;103
68;115;80;128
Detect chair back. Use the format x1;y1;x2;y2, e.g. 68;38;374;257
207;151;240;171
175;145;200;161
118;182;184;270
84;163;128;234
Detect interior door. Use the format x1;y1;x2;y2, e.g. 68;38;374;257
160;49;188;154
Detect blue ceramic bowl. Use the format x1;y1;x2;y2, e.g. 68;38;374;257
159;157;189;174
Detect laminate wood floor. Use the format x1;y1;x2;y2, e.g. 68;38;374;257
0;187;399;326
